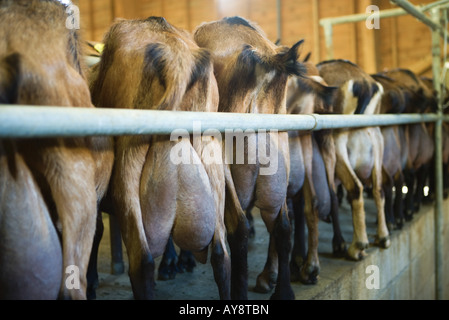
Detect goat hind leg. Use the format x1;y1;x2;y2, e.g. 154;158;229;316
289;192;306;282
336;164;368;260
210;217;231;300
270;202;295;300
298;179;319;285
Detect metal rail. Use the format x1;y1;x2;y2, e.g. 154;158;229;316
0;105;444;138
319;0;449;60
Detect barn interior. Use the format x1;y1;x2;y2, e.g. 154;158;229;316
76;0;447;79
1;0;449;302
67;0;449;300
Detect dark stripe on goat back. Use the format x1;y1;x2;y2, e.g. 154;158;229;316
393;68;420;84
144;16;172;31
352;80;379;115
223;16;257;31
387;89;406;114
219;45;258;112
0;53;21;104
372;74;406;114
133;43;167;109
143;43;167;89
187;48;212;92
316;59;360;69
136;42;212;110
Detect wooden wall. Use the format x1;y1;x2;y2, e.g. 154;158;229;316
75;0;439;76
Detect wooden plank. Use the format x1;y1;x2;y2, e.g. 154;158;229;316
396;13;432;69
140;0;164;18
76;0;441;73
77;0;93;40
391;16;399;68
92;0;113;42
318;0;357;62
281;0;315;61
355;0;380;73
248;0;278;41
217;0;249;19
190;0;219;31
312;0;321;62
163;0;190;30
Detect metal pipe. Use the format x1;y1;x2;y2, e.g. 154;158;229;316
320;7;409;26
323;22;334;60
391;0;449;41
0;106;315;137
422;0;449;12
0;105;441;138
319;0;449;60
276;0;282;44
431;7;444;301
319;1;449;27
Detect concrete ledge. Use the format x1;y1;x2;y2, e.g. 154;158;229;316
291;197;449;300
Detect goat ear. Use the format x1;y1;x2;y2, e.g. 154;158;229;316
281;39;306;76
311;80;338;112
247;40;306;76
303;52;312;63
294;75;338;111
0;53;21;104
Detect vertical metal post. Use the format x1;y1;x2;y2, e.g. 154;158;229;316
323;22;334;60
431;7;444;301
276;0;282;43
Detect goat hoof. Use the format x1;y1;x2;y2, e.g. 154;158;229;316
270;287;295;300
111;261;125;275
289;255;305;282
422;195;434;204
299;266;319;285
347;245;367;261
376;236;391;249
158;255;180;281
332;239;347;258
254;271;276;293
395;218;404;230
158;261;178;281
290;262;301;282
356;241;369;250
177;251;196;273
248;225;256;239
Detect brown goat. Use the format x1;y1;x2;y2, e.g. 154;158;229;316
90;16;230;300
371;73;410;230
194;16;306;299
419;76;449;202
0;0;113;299
317;59;389;261
285;62;343;284
380;69;436;219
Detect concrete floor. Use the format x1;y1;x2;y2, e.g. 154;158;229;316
94;194;401;300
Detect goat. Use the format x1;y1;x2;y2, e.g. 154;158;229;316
0;0;113;299
194;16;306;299
89;16;230;300
317;59;389;261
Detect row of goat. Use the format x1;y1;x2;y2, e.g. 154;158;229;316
1;0;447;300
